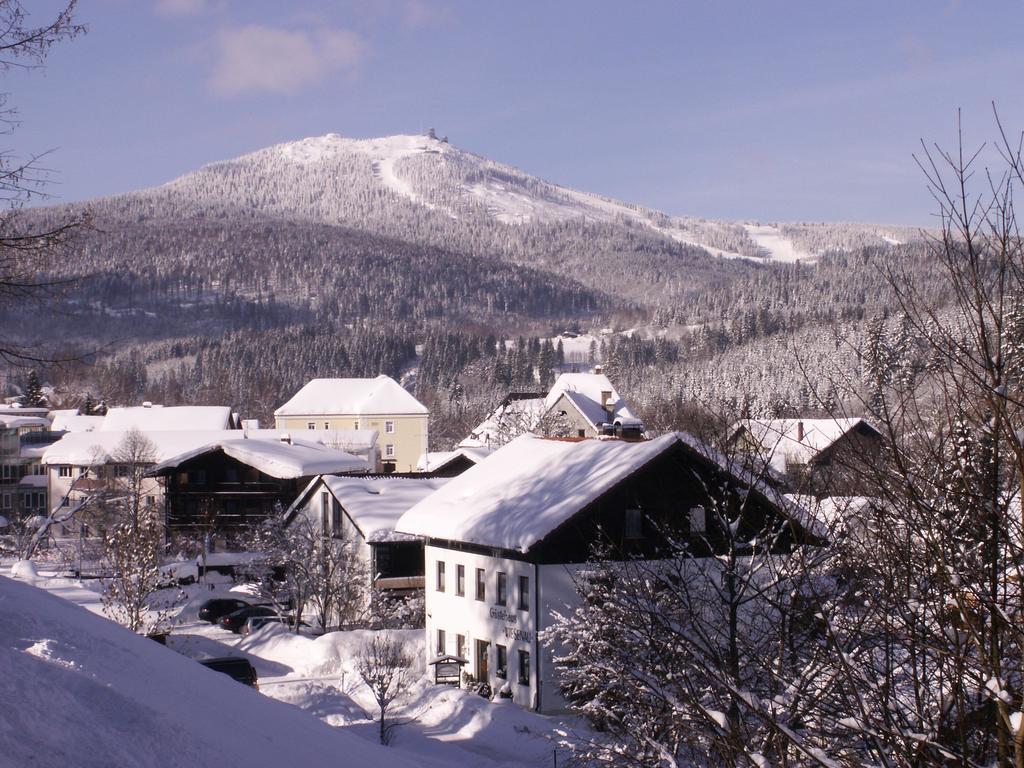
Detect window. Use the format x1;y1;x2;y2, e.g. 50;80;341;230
0;494;9;509
323;422;330;430
436;560;446;592
496;644;508;679
320;491;329;533
354;420;359;430
332;499;343;538
385;444;395;458
577;429;586;438
475;568;486;601
114;464;130;478
307;422;316;430
518;575;530;611
690;505;706;534
456;634;466;660
58;465;71;478
624;508;644;540
456;564;465;596
385;420;395;434
518;650;530;685
496;572;507;606
436;628;446;655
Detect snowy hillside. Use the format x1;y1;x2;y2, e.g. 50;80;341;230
0;574;424;768
170;132;765;260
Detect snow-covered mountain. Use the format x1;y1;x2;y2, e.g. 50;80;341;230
163;133;765;260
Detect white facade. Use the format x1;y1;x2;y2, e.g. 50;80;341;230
424;545;546;710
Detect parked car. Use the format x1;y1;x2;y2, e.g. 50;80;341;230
158;561;199;588
218;605;279;634
197;598;251;624
198;657;259;690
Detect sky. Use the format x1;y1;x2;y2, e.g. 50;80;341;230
13;0;1024;225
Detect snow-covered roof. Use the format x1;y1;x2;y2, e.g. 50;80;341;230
99;405;235;432
459;396;546;449
315;428;379;452
398;432;821;554
545;372;640;430
398;434;683;552
43;428;373;467
18;475;47;487
290;475;449;542
50;410;104;433
149;438;369;479
416;446;493;473
733;418;879;472
0;416;49;429
274;376;428;417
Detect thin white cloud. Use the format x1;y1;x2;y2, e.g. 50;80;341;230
209;24;367;97
155;0;208;17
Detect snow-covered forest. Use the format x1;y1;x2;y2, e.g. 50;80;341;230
0;133;948;437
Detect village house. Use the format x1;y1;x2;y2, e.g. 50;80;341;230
396;432;817;713
0;413;55;522
729;417;883;494
459;369;643;449
284;474;450;608
274;377;428;473
41;404;242;535
148;434;369;539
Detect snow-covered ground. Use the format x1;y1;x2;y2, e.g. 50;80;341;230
0;571;429;768
743;224;816;263
7;565;584;768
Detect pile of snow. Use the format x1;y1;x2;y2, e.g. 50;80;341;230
0;574;424;768
10;559;37;581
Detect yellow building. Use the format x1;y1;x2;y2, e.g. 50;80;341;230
274;376;428;473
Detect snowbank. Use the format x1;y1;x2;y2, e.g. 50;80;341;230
0;575;426;768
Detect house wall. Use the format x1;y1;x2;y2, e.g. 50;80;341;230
275;414;426;473
290;480;375;621
545;393;598;437
424;545;540;710
47;464;164;537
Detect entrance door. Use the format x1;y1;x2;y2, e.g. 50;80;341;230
475;639;490;682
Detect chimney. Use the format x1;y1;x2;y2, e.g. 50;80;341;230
279;433;292;445
601;390;614;414
593;364;603;375
796;421;804;442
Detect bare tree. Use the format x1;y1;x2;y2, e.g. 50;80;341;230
355;633;414;746
246;511;369;633
95;430;176;634
0;1;87;364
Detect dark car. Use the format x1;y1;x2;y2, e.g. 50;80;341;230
197;598;251;624
198;656;259;690
218;605;279;634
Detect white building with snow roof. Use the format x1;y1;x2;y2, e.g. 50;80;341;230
285;474;450;606
730;417;883;493
274;376;428;473
459;370;643;449
396;432;820;713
